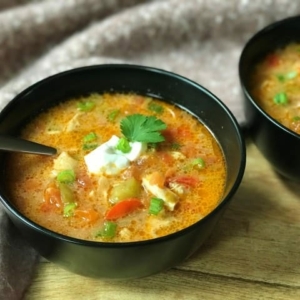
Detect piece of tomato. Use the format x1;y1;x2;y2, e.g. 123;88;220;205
74;209;99;225
105;198;143;220
41;183;62;212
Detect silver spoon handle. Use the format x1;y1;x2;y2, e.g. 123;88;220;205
0;135;57;156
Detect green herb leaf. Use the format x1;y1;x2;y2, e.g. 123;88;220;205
115;137;132;153
120;114;167;143
148;102;164;114
57;170;76;184
77;101;95;112
273;92;288;105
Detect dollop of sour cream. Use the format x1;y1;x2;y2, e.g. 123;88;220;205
84;135;146;175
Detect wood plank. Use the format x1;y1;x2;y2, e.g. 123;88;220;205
25;261;300;300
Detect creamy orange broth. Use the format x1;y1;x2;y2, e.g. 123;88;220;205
6;93;226;242
250;42;300;134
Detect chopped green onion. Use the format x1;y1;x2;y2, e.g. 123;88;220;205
277;71;298;82
83;132;97;143
277;74;285;82
82;143;98;150
170;142;181;150
82;132;98;150
148;143;158;150
59;183;75;203
149;197;164;215
148;102;164;114
57;170;76;184
77;101;95;112
95;221;117;239
63;202;77;217
116;137;131;153
293;116;300;121
191;157;205;169
286;71;298;79
107;109;120;122
273;92;288;105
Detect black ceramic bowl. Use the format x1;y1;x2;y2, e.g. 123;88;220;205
239;15;300;181
0;64;245;279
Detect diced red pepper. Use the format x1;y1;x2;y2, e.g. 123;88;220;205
267;54;280;67
105;198;143;220
167;175;198;187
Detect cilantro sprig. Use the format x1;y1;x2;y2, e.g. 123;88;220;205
120;114;167;143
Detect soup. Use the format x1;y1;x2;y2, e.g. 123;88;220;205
5;93;226;242
250;42;300;134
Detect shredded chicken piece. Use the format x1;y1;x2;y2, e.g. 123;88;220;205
168;182;186;195
65;113;81;132
97;176;110;201
170;151;186;160
142;173;179;211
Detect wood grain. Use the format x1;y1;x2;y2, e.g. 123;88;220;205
25;139;300;299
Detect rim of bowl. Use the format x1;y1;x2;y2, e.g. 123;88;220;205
238;15;300;140
0;63;246;248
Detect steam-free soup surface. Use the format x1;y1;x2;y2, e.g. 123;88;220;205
250;42;300;134
6;93;226;242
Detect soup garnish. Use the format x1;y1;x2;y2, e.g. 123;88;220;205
250;42;300;134
5;93;226;242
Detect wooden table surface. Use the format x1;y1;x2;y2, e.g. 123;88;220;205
25;139;300;299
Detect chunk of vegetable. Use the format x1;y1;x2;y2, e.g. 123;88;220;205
58;182;75;203
53;152;78;176
105;198;143;220
109;177;142;204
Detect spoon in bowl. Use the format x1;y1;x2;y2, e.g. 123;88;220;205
0;135;57;156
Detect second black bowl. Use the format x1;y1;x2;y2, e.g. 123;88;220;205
239;15;300;181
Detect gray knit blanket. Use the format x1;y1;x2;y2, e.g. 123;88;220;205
0;1;299;299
